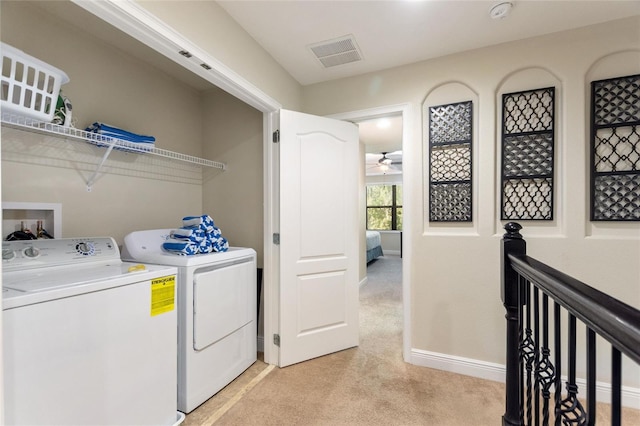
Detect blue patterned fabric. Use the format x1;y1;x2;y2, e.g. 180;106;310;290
170;228;204;243
162;214;229;255
182;216;203;229
212;237;229;252
162;239;199;255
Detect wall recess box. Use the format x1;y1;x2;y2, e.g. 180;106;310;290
2;202;62;239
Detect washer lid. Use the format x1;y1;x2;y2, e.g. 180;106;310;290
122;229;256;267
2;262;177;310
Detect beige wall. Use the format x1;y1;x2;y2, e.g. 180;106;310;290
302;17;640;387
201;88;264;267
136;0;302;111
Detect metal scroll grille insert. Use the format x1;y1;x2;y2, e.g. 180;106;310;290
428;101;473;222
501;87;555;220
590;74;640;221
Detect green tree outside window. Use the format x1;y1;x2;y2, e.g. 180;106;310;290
367;185;403;230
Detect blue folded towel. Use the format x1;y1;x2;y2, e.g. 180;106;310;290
201;215;215;232
183;215;216;232
212;237;229;252
198;238;213;254
162;239;198;255
170;228;204;243
164;214;228;255
182;216;203;229
209;227;222;239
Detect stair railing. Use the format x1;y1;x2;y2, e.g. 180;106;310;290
501;222;640;426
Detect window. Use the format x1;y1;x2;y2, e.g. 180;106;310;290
366;184;403;230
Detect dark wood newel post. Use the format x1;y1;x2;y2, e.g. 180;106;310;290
501;222;526;426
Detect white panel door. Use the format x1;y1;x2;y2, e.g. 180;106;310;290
279;109;359;367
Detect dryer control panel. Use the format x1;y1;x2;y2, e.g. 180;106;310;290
2;237;120;271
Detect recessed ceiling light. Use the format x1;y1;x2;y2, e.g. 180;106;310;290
377;118;391;129
489;2;513;19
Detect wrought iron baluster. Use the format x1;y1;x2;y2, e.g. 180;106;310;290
554;302;562;426
536;293;555;426
520;281;535;425
611;347;622;426
519;275;527;423
586;329;596;425
557;314;587;425
534;286;541;426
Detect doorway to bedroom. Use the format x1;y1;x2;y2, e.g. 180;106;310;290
329;104;411;360
359;112;405;359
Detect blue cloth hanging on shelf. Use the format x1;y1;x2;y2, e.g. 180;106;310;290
85;122;155;152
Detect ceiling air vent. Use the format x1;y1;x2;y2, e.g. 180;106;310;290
308;35;363;68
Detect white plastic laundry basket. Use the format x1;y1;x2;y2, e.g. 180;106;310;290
1;42;69;122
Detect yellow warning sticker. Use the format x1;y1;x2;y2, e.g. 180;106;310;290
151;275;176;316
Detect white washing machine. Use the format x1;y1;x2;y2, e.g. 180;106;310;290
2;237;182;426
122;229;257;413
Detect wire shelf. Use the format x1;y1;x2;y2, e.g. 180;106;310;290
0;112;226;170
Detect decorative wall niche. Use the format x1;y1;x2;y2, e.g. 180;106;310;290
590;73;640;221
427;101;473;222
500;87;555;220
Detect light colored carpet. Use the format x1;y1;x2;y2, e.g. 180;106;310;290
184;255;640;425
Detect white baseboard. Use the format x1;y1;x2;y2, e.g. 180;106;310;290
410;348;640;409
359;276;368;287
410;348;506;382
383;250;401;256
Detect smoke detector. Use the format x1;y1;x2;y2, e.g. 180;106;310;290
308;35;363;68
489;2;513;19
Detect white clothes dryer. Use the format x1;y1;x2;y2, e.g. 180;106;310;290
122;229;257;413
2;237;181;426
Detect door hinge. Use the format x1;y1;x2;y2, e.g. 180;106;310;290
273;334;280;347
273;233;280;245
272;129;280;143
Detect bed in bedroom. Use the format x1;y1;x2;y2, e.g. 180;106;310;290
366;230;384;263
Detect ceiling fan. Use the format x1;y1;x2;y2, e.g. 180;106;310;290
367;151;402;174
378;152;402;167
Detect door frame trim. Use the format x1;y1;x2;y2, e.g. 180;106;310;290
327;103;412;362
